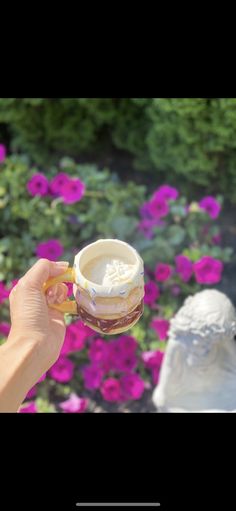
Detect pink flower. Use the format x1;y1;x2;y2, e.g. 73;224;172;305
82;364;104;389
155;263;172;282
49;356;74;383
88;338;108;364
154;185;179;201
61;323;87;355
61;178;86;204
175;255;193;282
148;196;169;219
193;256;223;284
212;234;222;245
138;219;165;239
20;402;37;413
36;239;64;261
0;144;6;162
27;173;49;197
151;318;170;340
115;352;138;373
120;373;145;400
50;173;70;196
59;393;88;413
141;350;165;385
199;196;221;219
0;321;10;336
151;367;161;385
144;281;160;305
66;282;73;296
38;373;47;382
101;377;122;402
118;335;138;354
0;282;10;303
140;201;153;219
26;386;37;399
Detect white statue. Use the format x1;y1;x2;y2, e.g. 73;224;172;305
152;289;236;413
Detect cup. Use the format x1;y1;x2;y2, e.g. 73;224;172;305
43;238;145;335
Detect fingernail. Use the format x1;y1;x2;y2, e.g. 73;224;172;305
55;261;69;267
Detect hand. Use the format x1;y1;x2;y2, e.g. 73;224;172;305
8;258;69;376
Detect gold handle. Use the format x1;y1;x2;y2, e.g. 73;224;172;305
43;267;78;314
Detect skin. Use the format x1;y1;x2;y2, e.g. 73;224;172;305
0;259;69;413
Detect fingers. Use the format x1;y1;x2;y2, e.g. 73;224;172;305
16;259;69;289
46;283;68;305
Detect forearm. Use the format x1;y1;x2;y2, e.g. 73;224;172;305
0;335;40;413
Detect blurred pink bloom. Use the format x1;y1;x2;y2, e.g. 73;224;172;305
101;377;122;402
115;352;138;373
141;350;165;385
155;263;172;282
50;173;70;196
9;279;19;291
0;282;10;303
118;335;138;354
61;178;86;204
151;367;161;385
171;285;181;296
151;318;170;340
212;234;222;245
59;393;88;413
154;184;179;201
38;373;47;382
199;196;221;219
66;282;73;296
27;173;49;197
138;219;165;239
49;356;74;382
82;364;104;390
193;256;223;284
140;201;153;219
175;255;193;282
0;144;6;162
20;402;37;413
26;386;37;399
88;338;108;364
0;321;10;336
61;323;87;355
148;196;169;219
36;239;64;261
144;281;160;305
120;373;145;400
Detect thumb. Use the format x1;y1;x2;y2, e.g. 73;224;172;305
22;259;70;288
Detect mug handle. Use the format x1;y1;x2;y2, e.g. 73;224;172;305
43;267;78;314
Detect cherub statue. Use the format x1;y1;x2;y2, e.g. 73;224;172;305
152;289;236;412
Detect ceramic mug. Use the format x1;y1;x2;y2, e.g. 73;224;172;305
43;238;145;335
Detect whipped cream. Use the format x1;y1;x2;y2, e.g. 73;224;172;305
82;256;135;286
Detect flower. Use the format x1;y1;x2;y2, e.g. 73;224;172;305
27;173;49;197
151;318;170;340
140;201;153;219
88;338;108;364
0;144;6;162
199;196;221;219
138;218;165;239
49;173;70;196
59;393;88;413
36;239;64;261
61;323;87;355
154;184;179;201
212;234;222;245
26;386;37;399
141;350;165;385
82;364;104;390
175;255;193;282
193;256;223;284
61;178;86;204
115;352;138;373
20;402;37;413
49;356;74;383
66;282;73;296
120;373;145;400
101;378;122;402
38;373;47;382
155;263;172;282
118;335;138;354
187;202;201;213
144;281;160;305
148;196;169;219
0;282;10;303
0;321;10;336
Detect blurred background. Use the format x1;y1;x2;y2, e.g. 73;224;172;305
0;98;236;413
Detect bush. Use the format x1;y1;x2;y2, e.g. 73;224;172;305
0;153;233;412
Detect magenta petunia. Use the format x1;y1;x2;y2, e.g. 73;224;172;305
154;184;179;201
49;356;74;383
61;323;87;355
175;255;193;282
140;201;153;219
49;173;70;196
0;321;10;336
138;218;165;239
20;401;37;413
120;373;145;400
0;144;6;162
148;196;169;219
27;173;49;197
101;377;122;402
61;178;86;204
144;281;160;305
26;386;37;399
82;364;104;390
151;318;170;340
199;196;221;219
118;335;138;354
59;393;88;413
141;350;164;369
66;282;73;296
38;373;47;382
212;234;222;245
193;256;223;284
115;352;138;373
36;239;64;261
88;338;108;364
0;282;10;303
155;263;172;282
